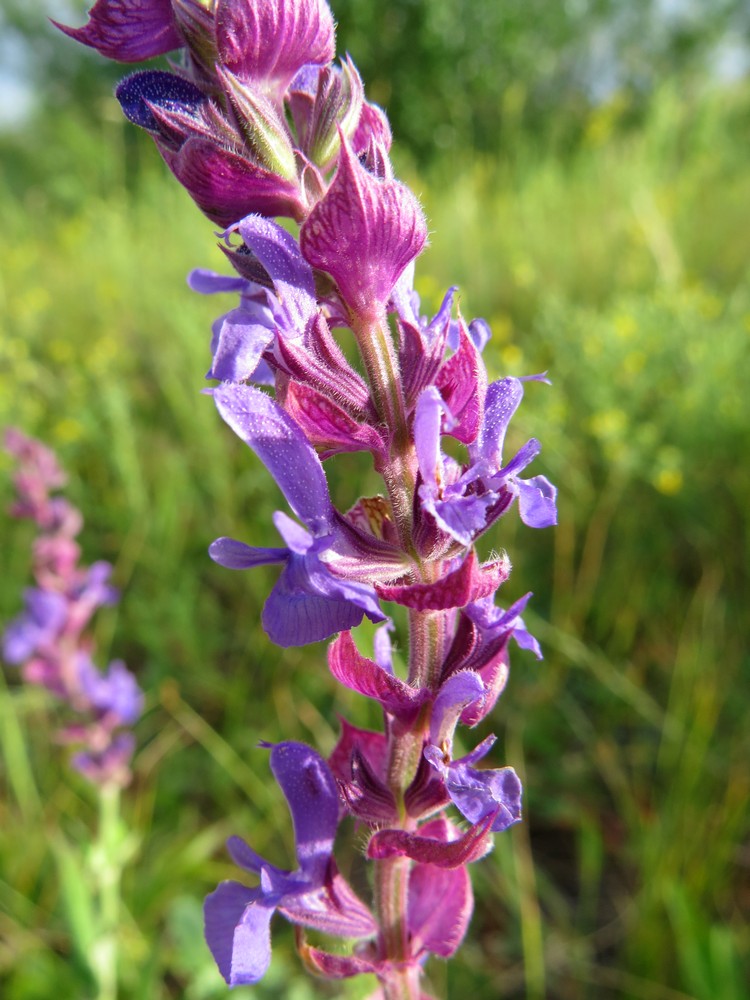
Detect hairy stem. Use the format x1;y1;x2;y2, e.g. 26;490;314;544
351;312;416;554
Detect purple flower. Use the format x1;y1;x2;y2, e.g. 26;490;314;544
77;656;144;726
71;732;137;787
2;588;67;666
204;741;376;986
437;592;542;727
209;384;392;645
424;735;522;833
415;376;557;547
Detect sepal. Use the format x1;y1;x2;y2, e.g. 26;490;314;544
328;631;426;722
367;810;497;868
217;66;298;179
375;552;510;611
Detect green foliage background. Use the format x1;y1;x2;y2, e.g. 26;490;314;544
1;2;749;998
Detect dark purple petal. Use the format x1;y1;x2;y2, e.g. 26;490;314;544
408;855;473;958
204;881;273;986
269;742;339;882
461;592;541;663
212;383;333;532
283;381;387;460
54;0;182;62
215;0;335;91
271;312;374;421
300;138;427;320
328;719;388;787
328;631;426;721
403;751;451;819
337;745;398;823
116;70;205;132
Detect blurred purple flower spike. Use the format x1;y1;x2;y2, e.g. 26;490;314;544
3;428;142;787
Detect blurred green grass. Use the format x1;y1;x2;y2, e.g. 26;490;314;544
1;81;749;999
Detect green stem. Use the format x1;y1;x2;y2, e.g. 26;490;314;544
92;782;121;1000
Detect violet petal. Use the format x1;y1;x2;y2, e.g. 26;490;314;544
213;383;333;532
54;0;182;62
269;741;340;883
204;881;273;986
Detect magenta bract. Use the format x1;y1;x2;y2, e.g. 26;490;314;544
300;138;427;321
215;0;335;93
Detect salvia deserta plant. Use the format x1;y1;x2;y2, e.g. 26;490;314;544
2;427;143;1000
55;2;557;997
